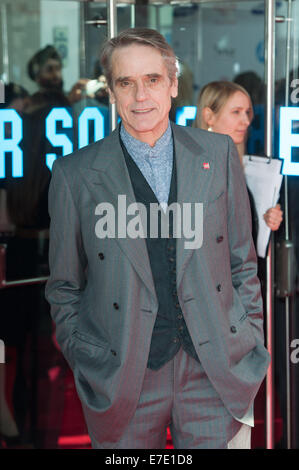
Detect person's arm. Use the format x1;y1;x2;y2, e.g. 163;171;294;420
45;160;87;369
226;136;265;344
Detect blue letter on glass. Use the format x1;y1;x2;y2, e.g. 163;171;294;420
279;107;299;176
0;109;23;178
176;106;197;126
78;107;105;149
45;108;73;171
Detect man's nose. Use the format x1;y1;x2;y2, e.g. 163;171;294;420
135;81;147;101
53;70;61;80
50;66;61;80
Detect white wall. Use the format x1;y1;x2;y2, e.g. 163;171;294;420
40;0;80;92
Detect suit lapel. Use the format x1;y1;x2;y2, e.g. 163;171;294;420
172;124;215;288
80;127;156;300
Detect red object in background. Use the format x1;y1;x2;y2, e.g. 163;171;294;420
57;368;174;449
3;342;282;449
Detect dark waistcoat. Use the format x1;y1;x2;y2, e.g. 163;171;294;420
121;139;199;370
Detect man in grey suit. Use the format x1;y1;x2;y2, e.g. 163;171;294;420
45;28;270;449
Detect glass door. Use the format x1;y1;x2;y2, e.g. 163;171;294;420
274;0;299;449
1;0;294;449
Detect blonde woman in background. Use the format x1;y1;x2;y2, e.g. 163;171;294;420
195;80;283;233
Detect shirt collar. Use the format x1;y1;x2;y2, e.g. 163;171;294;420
120;121;172;161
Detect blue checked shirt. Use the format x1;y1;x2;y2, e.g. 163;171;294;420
120;122;173;208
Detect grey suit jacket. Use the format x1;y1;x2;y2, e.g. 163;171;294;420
45;122;270;443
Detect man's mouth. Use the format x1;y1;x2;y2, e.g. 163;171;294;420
132;108;154;114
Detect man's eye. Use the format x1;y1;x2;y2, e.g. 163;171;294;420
145;77;159;86
121;81;130;87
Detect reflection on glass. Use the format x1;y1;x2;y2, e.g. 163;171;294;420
1;0;297;449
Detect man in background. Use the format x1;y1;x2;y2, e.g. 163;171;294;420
27;45;87;112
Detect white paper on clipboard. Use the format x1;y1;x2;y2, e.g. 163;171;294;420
242;155;283;258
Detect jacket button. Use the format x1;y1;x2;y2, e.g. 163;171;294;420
216;236;224;243
217;284;222;292
230;325;237;334
113;302;119;310
111;349;117;356
98;252;105;260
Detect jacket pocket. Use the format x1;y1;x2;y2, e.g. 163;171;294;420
73;330;109;349
224;317;257;367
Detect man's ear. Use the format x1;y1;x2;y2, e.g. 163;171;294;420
202;107;215;127
171;77;179;99
108;87;116;104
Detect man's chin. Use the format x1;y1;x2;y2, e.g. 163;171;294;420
49;83;63;92
39;79;64;92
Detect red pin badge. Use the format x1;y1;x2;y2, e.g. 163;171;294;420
203;162;210;170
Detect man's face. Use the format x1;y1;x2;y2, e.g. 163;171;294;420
108;44;178;146
37;58;63;91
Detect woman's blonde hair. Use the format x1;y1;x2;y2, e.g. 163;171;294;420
195;80;253;129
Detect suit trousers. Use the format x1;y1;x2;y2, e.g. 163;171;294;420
89;347;251;449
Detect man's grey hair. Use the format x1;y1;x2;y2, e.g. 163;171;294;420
100;28;178;90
